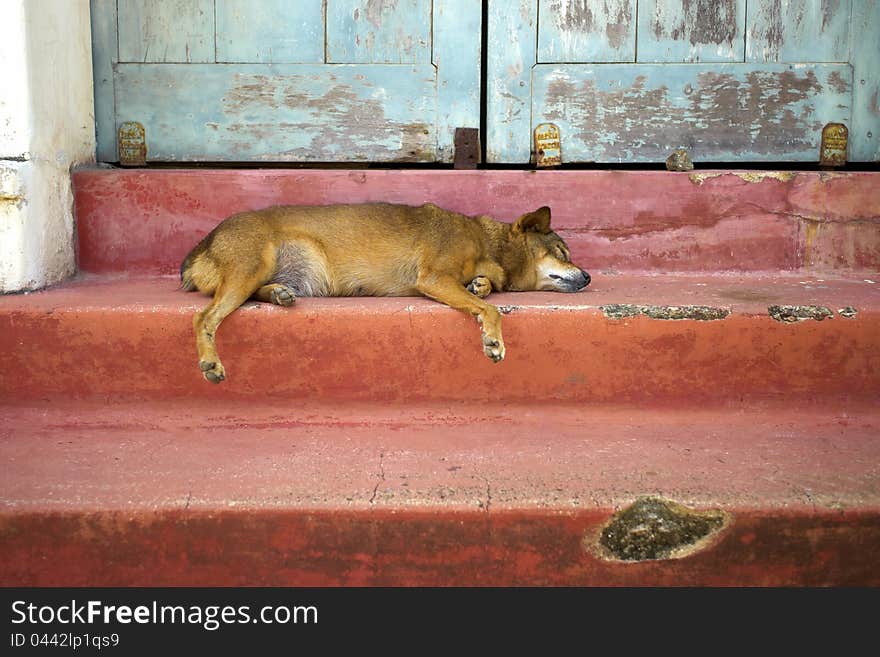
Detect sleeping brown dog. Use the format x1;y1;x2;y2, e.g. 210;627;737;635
181;203;590;383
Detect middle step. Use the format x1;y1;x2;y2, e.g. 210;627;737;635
1;273;876;403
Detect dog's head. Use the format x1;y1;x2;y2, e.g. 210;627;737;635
506;206;590;292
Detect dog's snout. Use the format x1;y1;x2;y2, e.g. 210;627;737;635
543;266;591;292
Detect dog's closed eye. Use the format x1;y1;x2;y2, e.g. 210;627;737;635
554;245;570;262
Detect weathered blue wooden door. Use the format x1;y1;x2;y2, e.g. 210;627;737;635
91;0;480;162
488;0;879;163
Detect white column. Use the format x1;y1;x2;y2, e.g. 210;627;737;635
0;0;96;292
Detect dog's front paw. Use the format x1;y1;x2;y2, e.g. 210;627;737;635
270;285;296;307
467;276;492;299
481;332;506;363
199;359;226;384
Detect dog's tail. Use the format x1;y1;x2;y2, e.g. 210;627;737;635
179;234;213;292
179;252;198;291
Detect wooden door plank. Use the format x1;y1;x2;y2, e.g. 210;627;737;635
850;0;880;161
747;0;851;63
118;0;215;63
537;0;636;63
90;0;118;161
215;0;324;63
487;0;537;163
434;0;482;162
114;64;437;161
637;0;745;62
532;63;852;162
327;0;431;63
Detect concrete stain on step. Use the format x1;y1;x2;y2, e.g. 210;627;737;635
590;497;730;562
688;171;797;185
601;304;730;320
768;305;834;322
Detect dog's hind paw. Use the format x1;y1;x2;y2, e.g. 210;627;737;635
481;333;506;363
467;276;492;298
199;360;226;384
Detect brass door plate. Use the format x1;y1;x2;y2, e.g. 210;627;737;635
820;123;848;167
534;123;561;167
118;122;146;166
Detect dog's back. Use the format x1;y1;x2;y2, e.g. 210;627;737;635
181;202;488;298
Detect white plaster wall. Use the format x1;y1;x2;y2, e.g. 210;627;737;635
0;0;95;293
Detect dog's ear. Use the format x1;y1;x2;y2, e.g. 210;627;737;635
512;206;552;234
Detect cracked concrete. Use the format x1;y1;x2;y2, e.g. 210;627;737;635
369;451;386;505
480;477;492;513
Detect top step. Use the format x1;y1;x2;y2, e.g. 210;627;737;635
73;169;880;276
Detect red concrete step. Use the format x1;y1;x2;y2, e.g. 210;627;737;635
2;400;878;585
1;272;877;403
73;168;880;275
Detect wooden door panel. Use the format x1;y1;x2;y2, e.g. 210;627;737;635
490;0;877;163
747;0;852;63
91;0;119;160
636;0;746;62
215;0;325;63
327;0;432;63
487;0;538;163
94;0;479;162
115;64;437;161
532;63;852;162
537;0;636;63
851;1;880;161
117;0;214;63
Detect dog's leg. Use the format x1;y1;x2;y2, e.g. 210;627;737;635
467;276;492;299
253;283;296;307
194;275;265;383
416;273;505;362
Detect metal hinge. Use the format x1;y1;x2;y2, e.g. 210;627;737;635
453;128;480;169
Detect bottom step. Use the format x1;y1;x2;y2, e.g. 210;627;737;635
2;401;878;585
